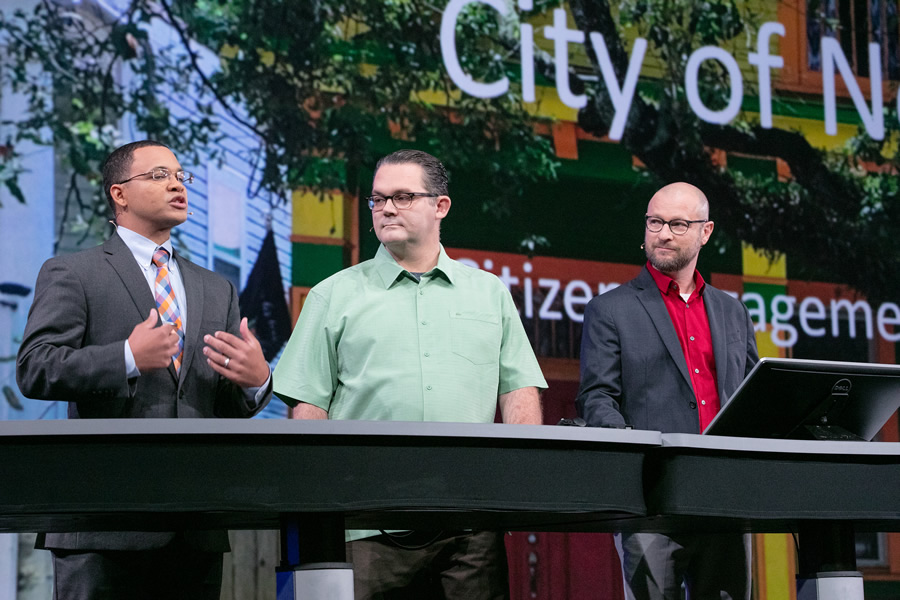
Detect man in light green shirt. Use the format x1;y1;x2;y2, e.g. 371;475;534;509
274;149;546;599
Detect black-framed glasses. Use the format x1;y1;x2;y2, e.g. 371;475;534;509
367;192;437;211
117;167;194;185
645;216;708;235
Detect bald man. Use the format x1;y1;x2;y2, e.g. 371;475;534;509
576;183;758;600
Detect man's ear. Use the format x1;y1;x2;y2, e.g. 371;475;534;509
110;184;128;214
435;195;451;219
700;220;715;245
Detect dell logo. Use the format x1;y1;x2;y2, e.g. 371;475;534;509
832;379;852;395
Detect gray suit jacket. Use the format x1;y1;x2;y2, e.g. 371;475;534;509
576;266;758;434
17;233;269;551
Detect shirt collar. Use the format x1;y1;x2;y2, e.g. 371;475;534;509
646;261;705;297
116;226;174;268
374;244;455;289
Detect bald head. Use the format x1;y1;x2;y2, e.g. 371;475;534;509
643;182;715;282
648;182;709;220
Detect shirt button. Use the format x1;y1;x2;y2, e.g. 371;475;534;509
424;352;430;357
685;304;690;308
701;400;707;406
689;336;695;341
421;321;427;325
419;290;424;296
694;368;700;374
426;385;432;391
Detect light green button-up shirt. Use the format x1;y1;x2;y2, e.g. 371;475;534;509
274;244;547;422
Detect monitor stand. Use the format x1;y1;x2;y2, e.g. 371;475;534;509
799;424;866;441
788;388;865;441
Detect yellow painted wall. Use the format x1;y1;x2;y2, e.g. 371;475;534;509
291;189;344;238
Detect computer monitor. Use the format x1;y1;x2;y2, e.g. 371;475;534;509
703;358;900;441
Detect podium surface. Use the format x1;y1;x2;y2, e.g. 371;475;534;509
0;419;656;534
3;419;900;600
645;433;900;532
3;420;900;533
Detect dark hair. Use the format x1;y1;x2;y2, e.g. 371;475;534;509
101;140;170;216
374;149;449;197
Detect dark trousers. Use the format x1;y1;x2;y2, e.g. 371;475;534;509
347;530;510;600
51;538;223;600
619;532;751;600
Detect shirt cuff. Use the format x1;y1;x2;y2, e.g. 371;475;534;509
244;371;273;408
124;340;141;378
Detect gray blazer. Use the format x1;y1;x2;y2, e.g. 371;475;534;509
17;233;268;551
576;266;758;434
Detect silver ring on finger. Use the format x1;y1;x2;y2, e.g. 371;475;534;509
224;357;231;369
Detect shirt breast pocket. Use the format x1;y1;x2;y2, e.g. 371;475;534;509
449;311;501;365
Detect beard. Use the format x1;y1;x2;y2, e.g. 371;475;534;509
646;241;699;274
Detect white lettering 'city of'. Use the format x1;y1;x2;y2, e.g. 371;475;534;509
439;1;895;140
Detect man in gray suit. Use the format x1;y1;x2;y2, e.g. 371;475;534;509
17;140;272;599
576;182;758;600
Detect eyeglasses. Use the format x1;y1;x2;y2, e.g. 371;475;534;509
367;192;437;211
117;167;194;185
645;216;708;235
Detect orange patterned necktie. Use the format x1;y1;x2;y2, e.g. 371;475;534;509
152;248;185;372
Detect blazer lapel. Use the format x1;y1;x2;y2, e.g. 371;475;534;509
104;234;157;325
704;288;731;402
177;255;204;383
634;267;693;389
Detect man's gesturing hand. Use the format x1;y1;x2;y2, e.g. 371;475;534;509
128;309;179;372
203;317;270;388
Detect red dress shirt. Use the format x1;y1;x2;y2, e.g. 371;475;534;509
647;263;720;431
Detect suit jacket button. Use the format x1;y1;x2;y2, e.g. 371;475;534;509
179;390;185;399
689;402;697;409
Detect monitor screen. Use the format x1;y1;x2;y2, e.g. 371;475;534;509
703;358;900;441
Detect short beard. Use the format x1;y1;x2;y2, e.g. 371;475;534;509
646;246;694;274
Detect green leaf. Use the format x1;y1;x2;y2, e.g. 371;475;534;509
5;179;26;204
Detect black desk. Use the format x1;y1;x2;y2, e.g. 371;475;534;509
0;419;660;600
648;433;900;600
0;419;656;534
3;420;899;599
649;433;900;531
